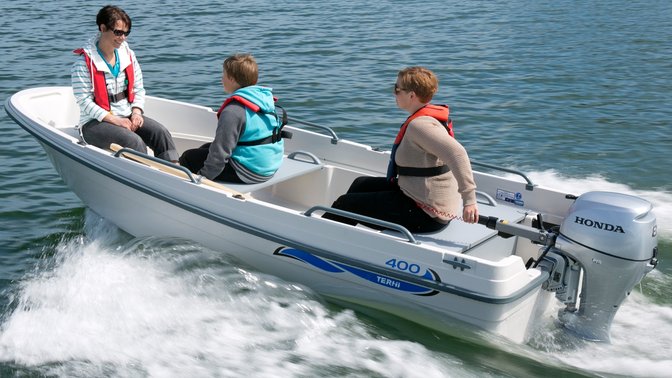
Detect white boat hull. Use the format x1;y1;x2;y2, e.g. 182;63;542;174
8;87;657;343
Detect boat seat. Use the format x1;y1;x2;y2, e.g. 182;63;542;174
383;200;527;254
417;204;526;253
414;203;527;254
220;151;324;193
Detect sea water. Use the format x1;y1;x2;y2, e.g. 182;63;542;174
1;1;670;376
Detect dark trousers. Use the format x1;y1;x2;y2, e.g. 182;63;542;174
324;176;447;233
178;143;243;183
82;116;178;161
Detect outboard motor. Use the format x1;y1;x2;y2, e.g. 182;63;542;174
549;191;658;341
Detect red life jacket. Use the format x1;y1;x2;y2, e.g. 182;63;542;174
73;48;135;111
216;95;260;118
386;104;454;181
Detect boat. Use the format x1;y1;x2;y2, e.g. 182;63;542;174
5;86;659;344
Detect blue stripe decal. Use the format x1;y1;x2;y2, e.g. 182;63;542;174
275;248;438;296
420;269;435;280
274;247;343;273
334;263;436;294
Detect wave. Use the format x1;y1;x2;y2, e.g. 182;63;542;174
556;287;672;378
512;269;671;378
0;214;474;378
1;209;668;377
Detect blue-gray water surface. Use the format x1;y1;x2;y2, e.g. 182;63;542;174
1;1;670;377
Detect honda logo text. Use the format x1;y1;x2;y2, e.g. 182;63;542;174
574;217;625;233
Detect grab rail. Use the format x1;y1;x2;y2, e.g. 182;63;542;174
470;160;536;191
475;190;497;206
288;151;322;165
288;117;339;144
304;205;418;244
112;145;248;198
113;147;200;184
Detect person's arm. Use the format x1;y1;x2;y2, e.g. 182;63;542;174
199;103;246;180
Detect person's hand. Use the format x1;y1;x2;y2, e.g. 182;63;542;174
112;115;134;130
130;112;144;130
462;203;479;224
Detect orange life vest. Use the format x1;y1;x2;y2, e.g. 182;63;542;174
393;104;453;144
386;104;454;181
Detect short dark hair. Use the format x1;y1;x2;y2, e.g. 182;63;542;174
96;5;132;33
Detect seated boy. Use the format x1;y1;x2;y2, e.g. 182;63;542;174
179;54;284;183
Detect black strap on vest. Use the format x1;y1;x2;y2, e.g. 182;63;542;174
396;164;450;177
237;128;292;146
276;104;288;128
236;105;292;147
109;91;128;103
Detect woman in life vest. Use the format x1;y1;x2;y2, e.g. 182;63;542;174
179;54;284;183
71;5;178;162
324;66;479;233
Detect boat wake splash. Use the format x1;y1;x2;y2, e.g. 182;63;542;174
0;212;465;378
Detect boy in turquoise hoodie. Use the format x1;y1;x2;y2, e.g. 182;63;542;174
180;54;284;183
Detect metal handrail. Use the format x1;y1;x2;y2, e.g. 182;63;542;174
287;150;322;165
470;160;536;191
288;117;339;144
475;190;497;206
113;147;200;184
304;205;418;244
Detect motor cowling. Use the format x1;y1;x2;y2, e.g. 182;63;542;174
552;191;657;341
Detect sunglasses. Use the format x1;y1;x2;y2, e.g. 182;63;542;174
393;83;408;95
112;29;130;37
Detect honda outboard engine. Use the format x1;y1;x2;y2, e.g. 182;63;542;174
548;191;658;341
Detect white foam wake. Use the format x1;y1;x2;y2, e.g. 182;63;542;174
556;285;672;377
0;218;475;377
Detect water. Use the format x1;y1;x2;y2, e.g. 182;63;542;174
1;0;670;376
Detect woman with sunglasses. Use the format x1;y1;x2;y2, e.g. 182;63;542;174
324;66;479;233
71;5;178;162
